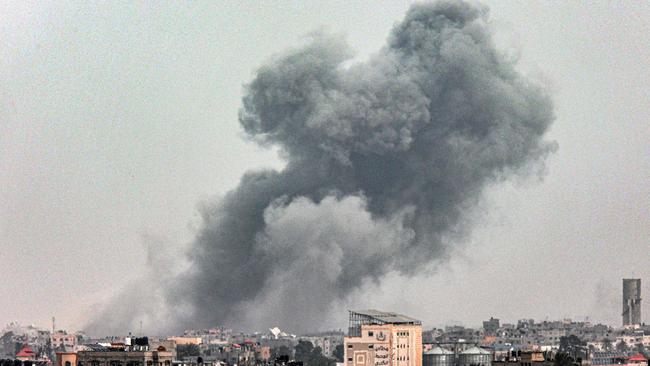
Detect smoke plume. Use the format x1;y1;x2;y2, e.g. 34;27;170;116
89;0;556;335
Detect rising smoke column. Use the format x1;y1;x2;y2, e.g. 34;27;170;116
167;0;556;333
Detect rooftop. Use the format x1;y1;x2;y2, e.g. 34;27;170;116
628;354;647;362
424;346;453;355
461;346;491;355
16;346;35;357
349;310;421;325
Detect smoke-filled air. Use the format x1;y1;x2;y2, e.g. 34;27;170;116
88;0;556;335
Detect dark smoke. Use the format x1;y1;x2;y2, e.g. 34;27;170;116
88;0;556;335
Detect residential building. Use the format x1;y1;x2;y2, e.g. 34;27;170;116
344;309;423;366
52;331;78;351
483;319;500;337
76;348;173;366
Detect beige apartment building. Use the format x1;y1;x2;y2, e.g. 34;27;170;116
76;349;173;366
344;310;422;366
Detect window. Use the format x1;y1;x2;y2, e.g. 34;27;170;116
369;345;373;349
348;358;353;362
368;331;374;337
348;344;353;348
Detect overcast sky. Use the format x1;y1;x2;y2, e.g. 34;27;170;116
1;1;649;333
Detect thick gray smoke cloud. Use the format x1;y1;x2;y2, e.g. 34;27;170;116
88;0;556;335
168;0;556;333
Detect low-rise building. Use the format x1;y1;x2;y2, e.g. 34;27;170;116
16;346;37;361
56;352;77;366
76;348;173;366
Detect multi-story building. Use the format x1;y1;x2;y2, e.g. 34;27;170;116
76;347;173;366
51;331;79;350
483;319;500;337
298;330;344;357
622;279;642;327
344;310;422;366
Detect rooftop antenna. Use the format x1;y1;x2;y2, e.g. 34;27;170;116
52;316;55;333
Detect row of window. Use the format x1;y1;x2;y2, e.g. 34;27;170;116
347;343;409;349
364;330;410;337
78;361;170;366
348;344;375;349
346;356;411;362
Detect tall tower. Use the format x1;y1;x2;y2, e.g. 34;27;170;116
622;279;642;326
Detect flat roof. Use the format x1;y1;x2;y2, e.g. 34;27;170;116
350;309;421;324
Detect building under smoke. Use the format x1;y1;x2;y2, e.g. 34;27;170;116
622;278;641;327
345;310;423;366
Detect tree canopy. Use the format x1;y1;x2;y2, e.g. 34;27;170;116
293;341;335;366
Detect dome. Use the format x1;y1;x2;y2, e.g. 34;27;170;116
425;346;454;355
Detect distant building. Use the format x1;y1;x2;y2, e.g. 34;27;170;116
52;331;78;350
149;340;177;359
344;309;423;366
519;351;544;365
483;319;500;336
76;348;173;366
622;279;642;327
590;351;628;366
167;337;202;346
16;346;37;361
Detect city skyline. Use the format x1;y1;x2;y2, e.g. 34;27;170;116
1;1;649;335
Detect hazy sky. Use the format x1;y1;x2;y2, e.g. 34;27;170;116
1;1;649;333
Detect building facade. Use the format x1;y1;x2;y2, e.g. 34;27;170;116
52;332;79;350
76;349;173;366
56;352;78;366
483;319;500;337
344;310;423;366
622;279;642;327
